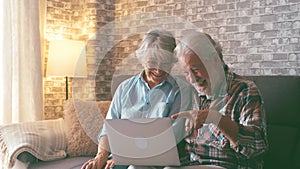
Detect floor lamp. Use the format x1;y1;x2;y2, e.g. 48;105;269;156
46;40;87;100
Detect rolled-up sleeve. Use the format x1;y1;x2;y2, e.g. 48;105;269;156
231;93;269;158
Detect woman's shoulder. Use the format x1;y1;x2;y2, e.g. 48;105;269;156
118;74;140;88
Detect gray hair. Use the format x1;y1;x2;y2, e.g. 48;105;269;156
174;31;228;71
175;31;228;97
135;28;177;64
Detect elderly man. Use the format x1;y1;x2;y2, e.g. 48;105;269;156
171;31;268;169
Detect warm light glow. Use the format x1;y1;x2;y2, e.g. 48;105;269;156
46;40;87;77
0;0;4;124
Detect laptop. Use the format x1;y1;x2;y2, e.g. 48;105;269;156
105;118;181;166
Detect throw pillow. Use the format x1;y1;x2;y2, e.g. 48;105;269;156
63;100;111;156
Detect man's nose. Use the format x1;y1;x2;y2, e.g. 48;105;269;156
187;71;197;83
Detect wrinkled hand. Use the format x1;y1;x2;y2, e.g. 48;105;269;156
81;154;107;169
171;109;211;133
104;159;115;169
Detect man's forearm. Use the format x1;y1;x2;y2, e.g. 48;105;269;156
216;114;239;146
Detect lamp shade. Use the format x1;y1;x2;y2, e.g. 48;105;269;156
46;40;87;77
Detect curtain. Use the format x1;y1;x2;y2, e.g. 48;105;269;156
0;0;44;124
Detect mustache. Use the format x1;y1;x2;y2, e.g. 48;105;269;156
192;78;205;84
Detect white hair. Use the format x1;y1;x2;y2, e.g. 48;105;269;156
135;28;177;65
174;31;227;71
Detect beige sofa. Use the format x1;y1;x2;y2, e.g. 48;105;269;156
0;100;111;169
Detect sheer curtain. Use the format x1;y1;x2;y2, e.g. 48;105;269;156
0;0;44;124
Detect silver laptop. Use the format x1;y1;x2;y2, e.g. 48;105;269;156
105;118;181;166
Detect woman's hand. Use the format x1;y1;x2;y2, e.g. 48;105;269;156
81;153;108;169
104;159;115;169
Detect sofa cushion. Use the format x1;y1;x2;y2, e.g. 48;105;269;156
246;76;300;126
246;76;300;169
263;125;298;169
28;156;93;169
63;100;111;156
294;139;300;169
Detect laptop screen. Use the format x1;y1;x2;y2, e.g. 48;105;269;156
105;118;180;166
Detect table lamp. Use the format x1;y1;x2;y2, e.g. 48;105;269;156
46;39;87;100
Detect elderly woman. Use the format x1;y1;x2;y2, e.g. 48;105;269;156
82;29;192;169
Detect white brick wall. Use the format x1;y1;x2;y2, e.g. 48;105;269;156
44;0;300;119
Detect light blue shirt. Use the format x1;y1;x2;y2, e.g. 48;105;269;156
99;71;192;143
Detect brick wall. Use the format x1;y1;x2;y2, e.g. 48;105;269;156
113;0;300;76
44;0;115;119
44;0;300;119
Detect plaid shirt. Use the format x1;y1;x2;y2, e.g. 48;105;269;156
181;71;268;169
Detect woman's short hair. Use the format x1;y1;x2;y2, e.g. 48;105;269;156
135;28;177;65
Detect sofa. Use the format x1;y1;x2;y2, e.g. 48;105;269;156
0;75;299;169
246;76;300;169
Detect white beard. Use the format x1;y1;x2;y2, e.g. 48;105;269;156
192;83;205;95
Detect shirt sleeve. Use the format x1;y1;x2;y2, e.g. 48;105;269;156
98;81;124;140
231;88;269;158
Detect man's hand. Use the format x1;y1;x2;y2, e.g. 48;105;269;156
173;108;241;146
172;109;222;132
171;109;209;133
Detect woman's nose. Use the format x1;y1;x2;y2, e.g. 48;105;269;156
153;68;163;73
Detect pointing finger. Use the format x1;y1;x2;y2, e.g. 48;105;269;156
171;111;193;120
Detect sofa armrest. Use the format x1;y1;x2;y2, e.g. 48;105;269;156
0;118;66;168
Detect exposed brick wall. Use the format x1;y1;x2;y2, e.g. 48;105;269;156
113;0;300;76
44;0;115;119
44;0;300;119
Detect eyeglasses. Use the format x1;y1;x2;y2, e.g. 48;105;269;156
145;61;173;70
